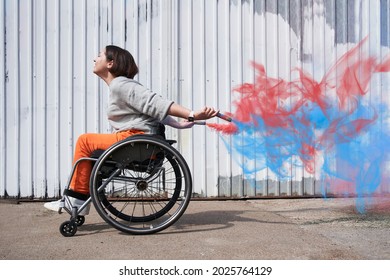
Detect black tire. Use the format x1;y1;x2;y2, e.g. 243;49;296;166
75;216;85;226
90;135;192;234
59;221;77;237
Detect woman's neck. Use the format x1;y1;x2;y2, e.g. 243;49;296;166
101;73;116;86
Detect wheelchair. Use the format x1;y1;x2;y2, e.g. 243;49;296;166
57;131;192;237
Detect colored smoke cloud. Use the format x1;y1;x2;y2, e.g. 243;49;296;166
209;37;390;213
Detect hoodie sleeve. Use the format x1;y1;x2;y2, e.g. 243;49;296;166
127;82;174;121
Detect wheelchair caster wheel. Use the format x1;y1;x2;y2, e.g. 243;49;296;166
75;216;85;226
60;221;77;237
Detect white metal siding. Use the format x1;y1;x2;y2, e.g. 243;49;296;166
1;0;390;199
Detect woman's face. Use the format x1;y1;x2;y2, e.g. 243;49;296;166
93;49;111;76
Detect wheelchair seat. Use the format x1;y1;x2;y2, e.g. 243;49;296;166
90;137;177;159
90;122;175;159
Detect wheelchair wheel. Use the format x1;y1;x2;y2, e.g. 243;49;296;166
90;135;192;234
60;221;77;237
75;216;85;226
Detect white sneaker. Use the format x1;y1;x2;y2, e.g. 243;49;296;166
44;197;90;216
44;199;64;212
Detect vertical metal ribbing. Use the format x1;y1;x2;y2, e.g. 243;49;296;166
237;0;243;197
188;0;195;194
212;0;219;198
94;0;101;133
172;0;179;147
17;0;33;198
134;0;139;82
0;0;5;197
67;0;74;179
226;0;232;198
146;0;152;89
42;0;48;198
2;0;390;199
15;0;21;198
82;0;87;133
31;0;48;198
55;0;61;196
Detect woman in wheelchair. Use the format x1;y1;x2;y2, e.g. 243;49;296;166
44;45;217;235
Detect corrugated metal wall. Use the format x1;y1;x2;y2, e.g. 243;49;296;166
1;0;390;199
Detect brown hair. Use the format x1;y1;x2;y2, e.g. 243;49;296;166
105;45;139;79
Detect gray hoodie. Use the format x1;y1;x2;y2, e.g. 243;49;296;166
107;76;173;133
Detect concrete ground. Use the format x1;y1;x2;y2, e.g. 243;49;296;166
0;197;389;260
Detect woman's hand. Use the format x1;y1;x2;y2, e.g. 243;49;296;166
162;116;195;129
176;120;196;129
167;104;219;121
194;106;219;120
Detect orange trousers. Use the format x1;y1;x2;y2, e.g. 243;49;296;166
70;130;143;195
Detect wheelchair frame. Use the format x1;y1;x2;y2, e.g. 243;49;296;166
58;134;192;237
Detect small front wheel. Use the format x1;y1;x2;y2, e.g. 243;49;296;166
59;221;77;237
75;216;85;226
